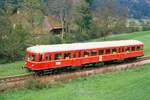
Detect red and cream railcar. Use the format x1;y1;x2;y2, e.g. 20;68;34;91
24;40;144;71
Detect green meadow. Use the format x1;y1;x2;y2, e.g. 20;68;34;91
1;64;150;100
0;61;26;77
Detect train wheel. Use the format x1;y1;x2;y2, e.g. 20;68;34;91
125;57;137;63
43;69;53;75
35;70;44;76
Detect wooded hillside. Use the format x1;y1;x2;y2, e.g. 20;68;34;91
0;0;149;62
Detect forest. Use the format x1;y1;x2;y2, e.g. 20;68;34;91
0;0;150;62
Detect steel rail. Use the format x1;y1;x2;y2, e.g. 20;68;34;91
0;74;32;83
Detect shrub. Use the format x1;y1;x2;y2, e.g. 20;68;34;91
25;79;49;90
49;35;63;44
0;24;29;62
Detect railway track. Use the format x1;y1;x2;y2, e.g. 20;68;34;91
0;74;32;83
138;56;150;60
0;56;150;91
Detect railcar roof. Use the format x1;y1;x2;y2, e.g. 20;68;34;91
27;40;143;53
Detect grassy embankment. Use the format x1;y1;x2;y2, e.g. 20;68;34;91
0;64;150;100
0;61;26;77
0;31;150;77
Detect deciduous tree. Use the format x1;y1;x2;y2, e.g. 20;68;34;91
93;0;128;39
44;0;72;39
0;20;29;62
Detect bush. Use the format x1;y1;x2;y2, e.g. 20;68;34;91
63;33;78;43
74;31;90;42
49;35;63;44
25;79;49;90
0;24;29;62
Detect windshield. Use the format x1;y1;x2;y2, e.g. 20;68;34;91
26;53;36;61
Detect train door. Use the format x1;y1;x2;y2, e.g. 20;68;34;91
54;53;63;67
63;52;72;66
72;51;81;66
118;47;124;59
80;50;91;64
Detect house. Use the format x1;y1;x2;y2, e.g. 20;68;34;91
43;16;63;35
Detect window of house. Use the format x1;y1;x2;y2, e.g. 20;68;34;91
99;50;104;55
55;53;62;60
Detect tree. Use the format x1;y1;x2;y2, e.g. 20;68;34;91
0;23;29;62
0;12;10;61
74;0;93;33
0;0;5;10
0;0;23;15
0;10;11;41
22;0;44;29
93;0;128;39
44;0;72;39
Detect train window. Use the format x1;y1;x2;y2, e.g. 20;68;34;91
137;46;141;51
46;55;49;61
84;51;90;57
106;49;111;54
99;50;104;55
122;48;125;52
64;52;71;59
49;54;51;60
79;52;82;57
112;48;117;54
131;47;135;51
91;50;97;56
45;54;51;61
126;47;130;52
55;54;62;60
141;46;143;50
118;48;121;53
73;53;77;58
39;54;42;61
29;55;36;61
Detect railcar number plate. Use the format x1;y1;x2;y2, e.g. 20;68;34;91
56;62;61;65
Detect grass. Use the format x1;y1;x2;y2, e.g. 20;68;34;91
1;64;150;100
0;61;26;77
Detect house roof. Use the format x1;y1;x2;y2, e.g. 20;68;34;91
44;16;62;30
